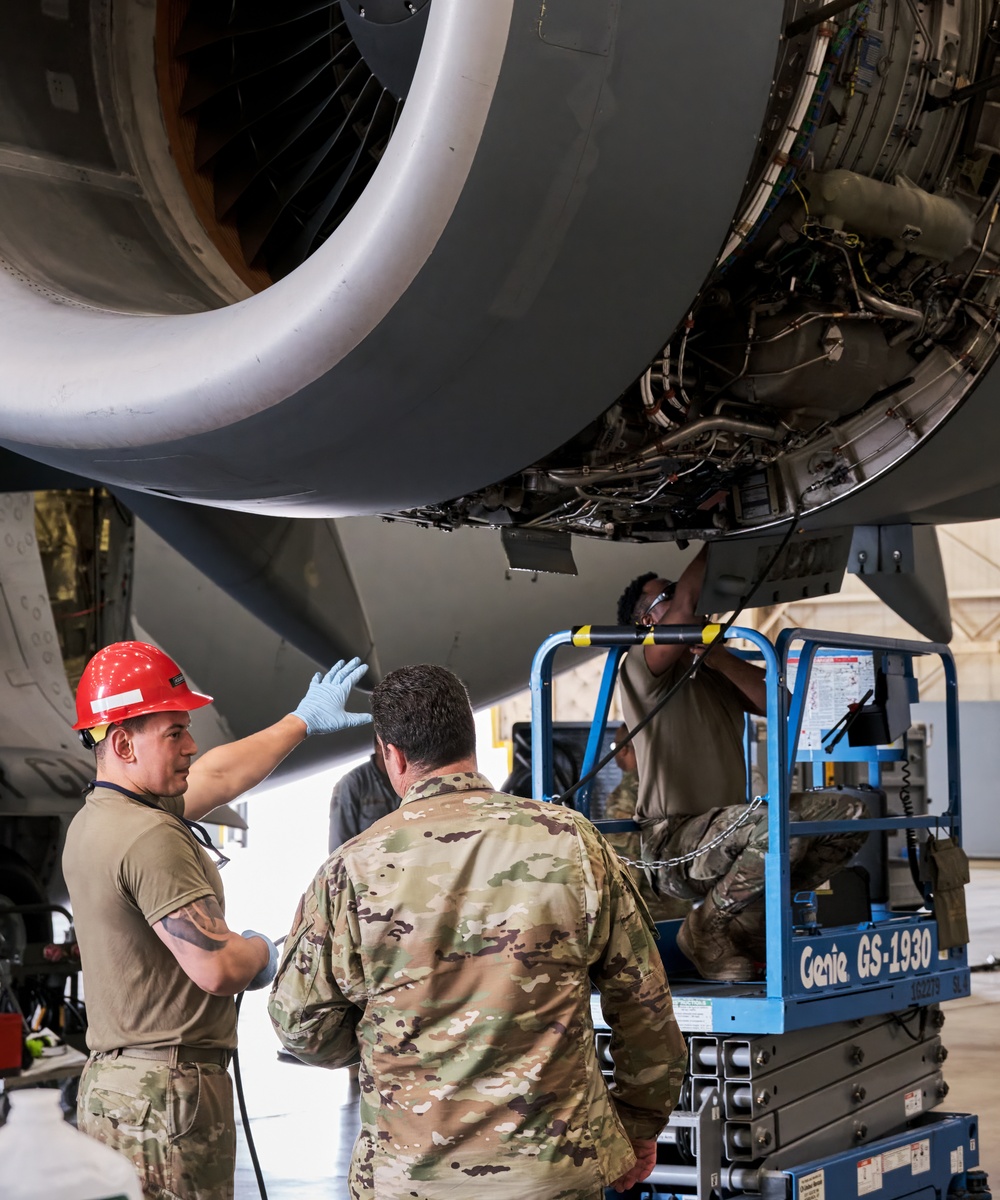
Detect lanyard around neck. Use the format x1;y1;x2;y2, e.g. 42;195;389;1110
88;779;230;870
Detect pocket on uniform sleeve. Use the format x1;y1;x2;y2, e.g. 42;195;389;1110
85;1086;151;1129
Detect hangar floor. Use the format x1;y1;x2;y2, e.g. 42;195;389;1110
232;864;1000;1197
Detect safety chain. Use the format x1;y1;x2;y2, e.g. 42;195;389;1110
617;795;767;870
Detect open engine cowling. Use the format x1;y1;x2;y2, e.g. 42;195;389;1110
0;0;999;549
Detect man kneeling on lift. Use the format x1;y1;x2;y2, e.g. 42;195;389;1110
616;546;869;982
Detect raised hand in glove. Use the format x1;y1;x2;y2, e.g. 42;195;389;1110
292;657;371;735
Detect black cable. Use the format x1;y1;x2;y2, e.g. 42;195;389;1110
232;933;287;1200
233;990;269;1200
784;0;864;39
890;1006;923;1043
897;744;927;901
554;514;803;805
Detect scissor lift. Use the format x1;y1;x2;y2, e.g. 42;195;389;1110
530;625;987;1199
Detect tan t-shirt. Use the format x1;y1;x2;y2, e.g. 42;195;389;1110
63;786;236;1052
619;648;748;825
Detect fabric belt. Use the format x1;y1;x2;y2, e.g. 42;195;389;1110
96;1045;232;1068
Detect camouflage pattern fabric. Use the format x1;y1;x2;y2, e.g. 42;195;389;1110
269;771;687;1200
604;771;690;923
644;790;869;912
78;1052;235;1200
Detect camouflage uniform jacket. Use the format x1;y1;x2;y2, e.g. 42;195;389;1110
269;772;687;1200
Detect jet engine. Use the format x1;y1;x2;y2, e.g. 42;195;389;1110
0;0;998;549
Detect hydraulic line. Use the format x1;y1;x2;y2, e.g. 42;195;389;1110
719;24;834;263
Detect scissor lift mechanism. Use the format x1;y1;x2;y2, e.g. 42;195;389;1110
530;625;986;1199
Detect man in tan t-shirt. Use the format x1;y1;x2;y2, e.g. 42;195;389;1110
64;641;370;1200
616;548;867;981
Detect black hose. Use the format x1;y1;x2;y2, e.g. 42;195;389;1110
233;989;269;1200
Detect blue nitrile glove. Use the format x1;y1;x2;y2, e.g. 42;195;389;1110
242;930;279;991
292;657;372;735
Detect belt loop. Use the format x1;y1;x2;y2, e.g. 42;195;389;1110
167;1045;179;1068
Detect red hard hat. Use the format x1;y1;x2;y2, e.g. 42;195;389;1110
73;641;213;731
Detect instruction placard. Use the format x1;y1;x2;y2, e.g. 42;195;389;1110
882;1147;910;1173
673;997;714;1031
788;652;875;750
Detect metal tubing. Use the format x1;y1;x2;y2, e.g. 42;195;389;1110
545;418;781;486
694;1044;719;1070
646;1164;699;1186
730;1125;752;1149
727;1166;763;1192
529;631;569;801
575;646;626;818
790;815;943;834
729;1046;751;1070
858;286;923;326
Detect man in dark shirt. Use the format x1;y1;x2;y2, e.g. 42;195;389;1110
328;736;401;852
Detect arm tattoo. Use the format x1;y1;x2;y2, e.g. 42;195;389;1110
161;896;229;952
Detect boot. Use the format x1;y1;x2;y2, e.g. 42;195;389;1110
676;894;758;982
730;898;766;965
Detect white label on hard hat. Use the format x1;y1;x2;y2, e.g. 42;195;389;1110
91;689;144;714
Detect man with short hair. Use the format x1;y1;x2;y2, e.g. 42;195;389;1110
64;642;370;1200
328;735;401;852
617;547;868;981
269;663;687;1200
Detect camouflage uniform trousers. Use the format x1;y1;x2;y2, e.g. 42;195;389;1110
78;1050;235;1200
604;775;690;922
646;791;869;914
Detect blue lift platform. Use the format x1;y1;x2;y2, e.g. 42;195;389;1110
530;624;986;1199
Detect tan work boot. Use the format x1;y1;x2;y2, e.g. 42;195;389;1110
676;895;758;982
730;898;767;964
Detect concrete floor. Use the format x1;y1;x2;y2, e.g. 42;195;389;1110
233;864;1000;1197
937;861;1000;1184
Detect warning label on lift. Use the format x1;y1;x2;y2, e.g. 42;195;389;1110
798;1169;824;1200
857;1155;883;1194
911;1140;931;1175
848;1139;934;1184
672;998;714;1031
